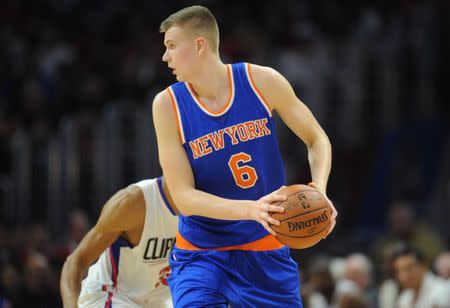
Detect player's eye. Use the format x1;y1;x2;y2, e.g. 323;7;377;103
169;44;175;49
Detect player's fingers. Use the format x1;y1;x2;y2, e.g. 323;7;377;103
260;219;276;236
326;222;336;238
326;199;337;218
272;185;287;194
263;193;287;204
308;182;318;189
264;203;285;213
332;210;338;219
272;193;287;202
323;219;336;239
262;212;280;226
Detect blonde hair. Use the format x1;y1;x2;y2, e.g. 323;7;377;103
160;5;219;53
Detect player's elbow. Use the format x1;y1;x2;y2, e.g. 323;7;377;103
63;252;89;276
307;130;331;150
171;191;195;217
172;198;194;217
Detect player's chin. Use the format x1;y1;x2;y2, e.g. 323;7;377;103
175;73;184;82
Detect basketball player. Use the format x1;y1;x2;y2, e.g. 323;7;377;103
153;5;337;307
60;177;178;308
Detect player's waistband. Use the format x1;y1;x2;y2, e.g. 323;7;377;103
175;232;284;251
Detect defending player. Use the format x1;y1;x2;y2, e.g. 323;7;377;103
60;177;178;308
153;5;337;307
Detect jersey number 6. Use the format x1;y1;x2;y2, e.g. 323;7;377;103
228;152;258;189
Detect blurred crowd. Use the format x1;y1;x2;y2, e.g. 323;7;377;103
0;0;449;307
0;209;88;307
301;247;450;308
299;201;450;308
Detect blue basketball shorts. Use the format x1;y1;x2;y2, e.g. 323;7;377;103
167;246;302;307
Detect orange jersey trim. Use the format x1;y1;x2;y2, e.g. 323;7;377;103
246;63;273;117
186;64;235;117
166;87;186;144
175;232;284;251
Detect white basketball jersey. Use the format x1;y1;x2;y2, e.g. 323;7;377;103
79;178;178;308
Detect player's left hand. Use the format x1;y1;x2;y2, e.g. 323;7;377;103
251;186;287;236
308;182;337;238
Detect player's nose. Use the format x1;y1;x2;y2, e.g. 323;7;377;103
162;50;169;62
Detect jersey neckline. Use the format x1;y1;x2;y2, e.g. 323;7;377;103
184;64;235;117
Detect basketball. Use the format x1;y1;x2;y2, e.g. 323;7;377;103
270;184;331;249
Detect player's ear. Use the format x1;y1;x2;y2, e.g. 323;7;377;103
195;37;206;55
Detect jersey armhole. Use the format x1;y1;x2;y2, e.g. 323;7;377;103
127;182;151;249
166;87;186;144
244;63;273;117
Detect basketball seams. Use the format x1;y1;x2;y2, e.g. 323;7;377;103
274;207;330;223
274;190;323;203
275;225;329;238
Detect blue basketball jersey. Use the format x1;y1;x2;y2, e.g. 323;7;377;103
168;62;286;248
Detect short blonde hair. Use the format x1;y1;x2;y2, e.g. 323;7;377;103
160;5;219;53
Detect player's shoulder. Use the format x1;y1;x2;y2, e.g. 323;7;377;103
246;63;291;109
96;184;146;232
153;89;171;106
153;81;185;103
132;179;156;195
246;63;282;82
246;63;288;96
113;184;146;213
152;88;173;120
152;84;184;113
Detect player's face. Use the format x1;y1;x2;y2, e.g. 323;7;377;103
162;26;199;82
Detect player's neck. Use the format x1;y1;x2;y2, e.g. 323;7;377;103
189;58;229;106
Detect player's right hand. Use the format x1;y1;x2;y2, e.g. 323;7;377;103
250;186;287;236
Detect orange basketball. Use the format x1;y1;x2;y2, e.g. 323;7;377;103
270;184;331;249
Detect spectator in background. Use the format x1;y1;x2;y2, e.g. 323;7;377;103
329;256;360;306
377;242;403;308
373;201;445;266
50;208;90;270
338;293;368;308
0;263;21;307
434;251;450;280
394;246;450;308
66;208;89;253
302;256;335;308
342;253;377;308
23;223;50;261
17;252;60;308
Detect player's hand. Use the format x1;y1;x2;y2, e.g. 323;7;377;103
308;182;337;238
250;186;287;236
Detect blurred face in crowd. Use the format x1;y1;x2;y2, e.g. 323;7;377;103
1;264;21;293
394;254;426;290
389;203;414;238
69;210;89;244
162;26;206;82
435;252;450;280
344;265;370;291
24;253;50;291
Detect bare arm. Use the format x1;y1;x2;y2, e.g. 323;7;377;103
249;64;331;190
60;185;145;308
152;91;285;234
249;64;337;235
